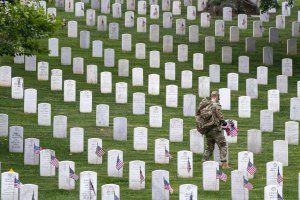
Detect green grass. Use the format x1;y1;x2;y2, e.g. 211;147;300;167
1;0;300;199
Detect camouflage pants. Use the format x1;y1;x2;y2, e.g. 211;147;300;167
202;127;227;162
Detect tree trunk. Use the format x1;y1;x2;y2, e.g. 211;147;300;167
206;0;259;15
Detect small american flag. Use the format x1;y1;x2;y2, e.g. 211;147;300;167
139;167;145;184
277;191;283;200
243;177;253;190
32;191;35;200
95;143;105;158
247;159;257;175
165;147;173;159
116;154;124;171
187;158;192;173
89;179;96;195
14;177;22;188
69;167;79;181
33;143;43;154
216;169;227;182
163;177;174;194
277;168;283;184
50;155;59;168
224;120;238;137
114;191;119;200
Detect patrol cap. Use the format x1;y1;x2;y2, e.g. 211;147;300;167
211;91;219;97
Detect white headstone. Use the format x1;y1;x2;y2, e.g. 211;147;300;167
227;73;239;91
58;161;76;190
24;138;39;165
37;61;49;81
40;149;56;176
179;184;197;200
231;170;249;200
129;160;145;190
282;58;292;76
163;12;173;28
86;65;97;84
115;81;127;102
109;23;119;40
264;185;282;200
162;0;171;11
0;114;8;136
155;138;170;164
198;76;210;97
48;38;59;56
68;21;78;38
138;1;147;15
253;21;263;38
80;171;97;200
38;103;51;126
14;55;24;64
137;17;146;32
266;161;283;193
19;184;38;200
97;16;107;31
187;6;196;20
150;24;159;42
197;0;207;11
176;19;186;35
101;0;110;13
149;106;162;128
107;150;124;177
274;140;288;166
164;62;175;80
61;47;72;65
223;7;232;21
193;53;203;70
150;5;159;19
172;0;181;15
209;64;220;83
238;96;251;118
133;127;147;150
148;74;160;95
75;2;84;16
246;78;258;99
181;70;192;89
65;0;74;12
205;36;215;52
132;67;143;86
215;20;225;37
183;94;196;117
166;85;178;107
1;172;19;199
135;43;146;59
189;129;204;153
11;77;24;99
268;89;280;112
260;10;269;22
80;90;92;113
222;46;232;64
104;48;115;67
25;55;36;71
290;97;300;121
73;57;84;74
256;66;268;85
96;104;109;127
88;138;103;164
177;150;193;178
203;161;219;191
64;80;76;102
112;3;122;18
92;40;102;57
276;15;285;29
122;34;132;52
238;151;254;179
53;115;67;138
282;1;290;16
276;75;288;93
178;44;188;62
24;88;37;113
260;110;273;132
113;117;127;141
247;129;262;154
230;26;239;42
285;121;299;145
201;12;211;27
152;170;170;200
163;35;173;53
125;11;134;27
238;56;249;73
149;51;160;68
118;59;129;77
0;66;11;87
169;118;183;142
51;69;62;91
219;88;231;110
70;127;84;153
126;0;135;10
101;184;120;200
132;92;145;115
100;72;112;93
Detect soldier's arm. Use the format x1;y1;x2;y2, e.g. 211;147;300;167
215;104;226;125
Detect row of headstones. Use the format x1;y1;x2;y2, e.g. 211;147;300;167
0;161;288;200
3;116;297;164
5;71;300;117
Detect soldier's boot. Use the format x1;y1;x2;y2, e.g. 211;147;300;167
221;162;231;169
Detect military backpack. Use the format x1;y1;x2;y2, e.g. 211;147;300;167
195;98;218;135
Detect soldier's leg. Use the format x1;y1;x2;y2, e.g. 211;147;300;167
202;135;215;162
215;132;227;162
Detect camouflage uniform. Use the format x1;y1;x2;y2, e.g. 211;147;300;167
202;102;227;162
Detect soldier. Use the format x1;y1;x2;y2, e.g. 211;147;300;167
201;91;229;169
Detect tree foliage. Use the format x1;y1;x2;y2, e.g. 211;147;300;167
0;1;61;56
260;0;294;13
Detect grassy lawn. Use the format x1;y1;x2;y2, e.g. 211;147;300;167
0;0;300;199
